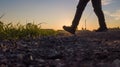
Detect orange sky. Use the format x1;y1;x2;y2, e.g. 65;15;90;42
0;0;120;30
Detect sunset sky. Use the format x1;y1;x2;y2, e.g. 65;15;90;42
0;0;120;30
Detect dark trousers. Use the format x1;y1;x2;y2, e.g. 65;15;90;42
72;0;107;29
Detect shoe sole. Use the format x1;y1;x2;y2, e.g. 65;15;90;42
63;26;75;34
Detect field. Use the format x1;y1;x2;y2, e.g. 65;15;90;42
0;21;120;67
0;21;57;40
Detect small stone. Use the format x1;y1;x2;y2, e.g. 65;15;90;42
30;55;33;60
36;59;45;63
112;59;120;67
55;59;61;61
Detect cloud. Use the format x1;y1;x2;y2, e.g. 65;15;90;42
104;10;120;20
102;0;112;5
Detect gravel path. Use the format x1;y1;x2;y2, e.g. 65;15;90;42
0;30;120;67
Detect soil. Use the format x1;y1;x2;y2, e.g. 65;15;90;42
0;30;120;67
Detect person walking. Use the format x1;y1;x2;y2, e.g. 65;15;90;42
63;0;108;34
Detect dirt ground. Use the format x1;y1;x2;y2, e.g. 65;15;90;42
0;30;120;67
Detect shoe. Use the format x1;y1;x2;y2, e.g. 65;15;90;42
63;26;76;34
95;27;108;32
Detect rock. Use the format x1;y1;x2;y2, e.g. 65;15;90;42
36;59;45;63
97;62;113;67
112;59;120;67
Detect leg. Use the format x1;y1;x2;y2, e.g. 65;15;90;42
72;0;89;28
63;0;89;34
92;0;107;29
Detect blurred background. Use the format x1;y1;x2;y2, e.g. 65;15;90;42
0;0;120;30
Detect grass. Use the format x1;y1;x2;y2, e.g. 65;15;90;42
0;21;58;40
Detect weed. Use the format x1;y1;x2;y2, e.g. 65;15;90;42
0;21;57;40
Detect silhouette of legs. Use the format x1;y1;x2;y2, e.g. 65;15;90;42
63;0;89;34
63;0;108;34
91;0;107;31
71;0;89;28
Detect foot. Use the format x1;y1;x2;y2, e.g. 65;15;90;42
63;26;76;34
95;27;108;32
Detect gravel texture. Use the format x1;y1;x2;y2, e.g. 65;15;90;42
0;30;120;67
